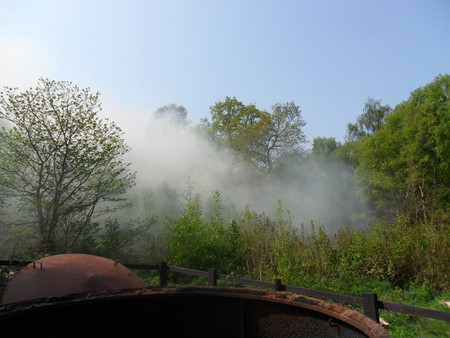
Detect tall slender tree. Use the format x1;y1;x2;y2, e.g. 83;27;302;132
346;97;392;141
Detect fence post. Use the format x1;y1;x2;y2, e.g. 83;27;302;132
363;292;380;323
274;278;285;291
208;268;218;286
159;262;168;287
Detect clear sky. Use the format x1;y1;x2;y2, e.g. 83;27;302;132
0;0;449;144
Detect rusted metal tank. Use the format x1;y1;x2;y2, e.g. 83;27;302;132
0;286;389;337
1;255;389;337
1;254;145;304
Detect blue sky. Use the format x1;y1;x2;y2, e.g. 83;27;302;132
0;0;449;145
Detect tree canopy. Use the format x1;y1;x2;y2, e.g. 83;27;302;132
346;97;392;141
353;74;450;221
205;98;306;171
154;103;189;126
0;79;135;254
311;137;341;162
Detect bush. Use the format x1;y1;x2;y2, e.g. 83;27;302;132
164;193;241;274
164;194;449;294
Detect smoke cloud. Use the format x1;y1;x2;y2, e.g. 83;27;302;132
123;114;367;232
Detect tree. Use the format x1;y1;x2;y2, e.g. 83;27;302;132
355;74;450;221
207;96;261;148
311;137;341;162
0;79;135;254
206;96;261;162
346;98;392;141
153;103;189;126
206;99;306;171
164;193;237;273
249;102;306;170
209;97;245;141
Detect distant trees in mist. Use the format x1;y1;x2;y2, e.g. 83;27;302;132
154;103;189;126
202;97;306;171
0;75;448;338
0;74;448;262
151;74;449;228
160;74;450;295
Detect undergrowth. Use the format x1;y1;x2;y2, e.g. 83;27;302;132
162;195;450;336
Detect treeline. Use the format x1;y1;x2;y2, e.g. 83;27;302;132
196;74;449;224
143;75;450;288
159;74;449;287
0;75;449;285
0;74;448;336
158;76;449;336
340;75;449;223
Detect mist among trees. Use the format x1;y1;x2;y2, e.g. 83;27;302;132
1;74;449;258
0;77;449;333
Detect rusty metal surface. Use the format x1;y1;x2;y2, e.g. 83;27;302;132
1;254;145;304
0;286;390;337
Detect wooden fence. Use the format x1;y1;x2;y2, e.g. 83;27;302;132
1;260;449;324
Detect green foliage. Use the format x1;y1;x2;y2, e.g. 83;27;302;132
94;217;155;259
165;193;449;293
205;98;306;171
259;102;307;170
379;288;450;337
0;78;135;254
164;193;240;273
311;137;341;162
346;97;392;141
1;74;448;336
130;183;181;226
209;96;248;143
331;217;449;292
160;76;450;335
353;74;450;221
0;224;40;260
235;208;275;280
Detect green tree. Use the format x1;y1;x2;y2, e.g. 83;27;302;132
312;137;341;162
206;98;306;171
164;193;239;273
0;79;135;254
346;97;392;141
208;96;247;143
355;74;450;221
249;102;306;171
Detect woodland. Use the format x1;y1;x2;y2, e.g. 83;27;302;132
0;75;449;336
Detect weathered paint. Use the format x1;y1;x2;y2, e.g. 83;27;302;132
1;254;145;304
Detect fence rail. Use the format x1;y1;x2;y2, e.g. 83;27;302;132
160;263;450;324
1;260;449;324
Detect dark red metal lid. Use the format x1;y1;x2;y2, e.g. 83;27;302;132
2;254;146;304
